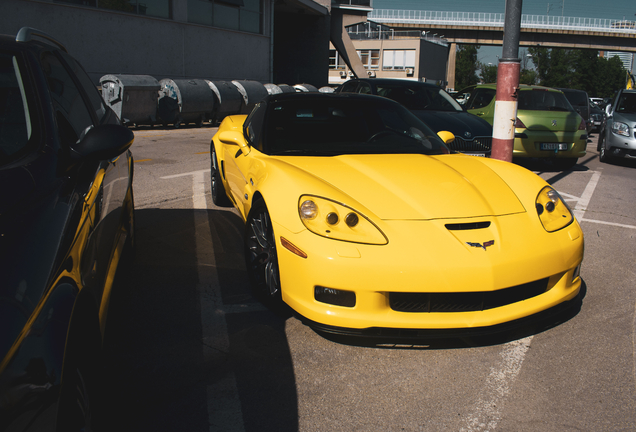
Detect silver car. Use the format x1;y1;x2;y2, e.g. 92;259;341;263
599;89;636;162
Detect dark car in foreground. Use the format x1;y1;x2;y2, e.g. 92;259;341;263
336;78;493;157
0;28;135;430
598;88;636;162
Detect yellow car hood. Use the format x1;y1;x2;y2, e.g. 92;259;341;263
280;154;526;220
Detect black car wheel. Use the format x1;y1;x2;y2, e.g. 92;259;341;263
57;366;93;432
599;142;609;163
211;145;231;207
245;199;282;304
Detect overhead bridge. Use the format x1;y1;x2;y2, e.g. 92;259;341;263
367;9;636;89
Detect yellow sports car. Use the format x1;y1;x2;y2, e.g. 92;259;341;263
210;93;584;336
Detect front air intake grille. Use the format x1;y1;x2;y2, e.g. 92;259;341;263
445;221;491;231
449;136;492;153
389;278;549;313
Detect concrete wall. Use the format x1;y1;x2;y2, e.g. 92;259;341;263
3;0;272;84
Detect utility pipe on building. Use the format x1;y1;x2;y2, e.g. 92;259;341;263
491;0;523;162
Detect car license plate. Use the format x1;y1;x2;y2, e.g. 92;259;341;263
464;153;486;157
540;143;568;151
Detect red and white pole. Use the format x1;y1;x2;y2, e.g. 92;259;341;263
491;0;523;162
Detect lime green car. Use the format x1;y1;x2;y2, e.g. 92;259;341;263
459;84;588;168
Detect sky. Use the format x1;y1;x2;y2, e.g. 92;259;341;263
372;0;636;66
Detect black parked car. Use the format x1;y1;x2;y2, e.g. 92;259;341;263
336;78;493;156
0;28;135;430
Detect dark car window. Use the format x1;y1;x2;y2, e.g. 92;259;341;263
358;82;373;94
616;93;636;114
339;81;359;93
0;52;34;162
467;88;496;110
58;51;107;123
376;83;462;112
518;90;572;111
40;51;94;145
263;97;448;156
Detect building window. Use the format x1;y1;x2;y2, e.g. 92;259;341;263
187;0;263;34
357;50;379;69
382;49;415;70
329;50;346;70
55;0;172;19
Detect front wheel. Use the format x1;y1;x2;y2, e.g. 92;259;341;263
211;145;232;207
599;140;610;163
245;199;282;306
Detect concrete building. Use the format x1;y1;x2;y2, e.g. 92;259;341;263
329;22;450;86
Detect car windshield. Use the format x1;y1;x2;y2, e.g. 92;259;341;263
0;51;32;164
616;93;636;114
518;90;573;112
376;84;462;112
264;97;449;156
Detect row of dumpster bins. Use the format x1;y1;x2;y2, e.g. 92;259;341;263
99;74;334;128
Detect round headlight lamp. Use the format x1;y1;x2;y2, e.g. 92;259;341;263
326;212;339;225
345;212;359;227
300;200;318;220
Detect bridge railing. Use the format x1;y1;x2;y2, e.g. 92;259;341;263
368;10;636;34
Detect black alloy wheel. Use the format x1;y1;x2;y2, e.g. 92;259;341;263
211;145;231;207
599;138;610;163
245;200;282;305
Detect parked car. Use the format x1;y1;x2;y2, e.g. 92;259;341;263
555;88;591;133
0;28;135;430
336;78;493;157
588;102;605;132
460;84;587;169
598;88;636;162
210;92;584;337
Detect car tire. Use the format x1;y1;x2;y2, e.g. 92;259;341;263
56;366;94;432
599;140;610;163
244;199;283;307
211;146;232;207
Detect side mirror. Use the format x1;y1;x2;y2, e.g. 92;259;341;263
605;104;612;117
70;124;134;161
218;130;250;155
437;130;455;145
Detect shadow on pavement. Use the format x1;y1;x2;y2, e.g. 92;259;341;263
102;208;298;432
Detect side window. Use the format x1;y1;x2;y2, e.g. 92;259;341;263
58;51;107;123
339;81;358;93
40;51;94;145
358;83;373;95
468;89;496;110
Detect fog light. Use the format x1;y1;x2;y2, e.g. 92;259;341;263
315;286;356;307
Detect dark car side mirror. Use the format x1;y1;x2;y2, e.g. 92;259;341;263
70;124;134;161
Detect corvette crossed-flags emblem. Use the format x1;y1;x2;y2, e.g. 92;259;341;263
466;240;495;251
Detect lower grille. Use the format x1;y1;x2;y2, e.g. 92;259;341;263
389;278;549;313
449;136;492;153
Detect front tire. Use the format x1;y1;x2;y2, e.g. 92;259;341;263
599;139;610;163
211;145;232;207
245;199;282;306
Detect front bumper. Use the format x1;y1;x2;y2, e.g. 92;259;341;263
274;212;584;331
606;128;636;159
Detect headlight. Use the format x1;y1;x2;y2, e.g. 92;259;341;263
611;121;630;137
535;186;573;232
298;195;387;245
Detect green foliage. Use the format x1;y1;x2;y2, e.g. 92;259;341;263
479;63;498;84
524;47;626;97
455;45;480;90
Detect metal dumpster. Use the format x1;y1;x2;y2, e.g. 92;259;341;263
206;80;243;124
100;74;159;126
157;78;215;128
277;84;296;93
232;80;269;114
264;83;283;95
293;83;318;92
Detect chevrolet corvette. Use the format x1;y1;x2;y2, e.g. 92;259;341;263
210;93;584;336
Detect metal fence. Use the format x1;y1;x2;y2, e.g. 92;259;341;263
368;10;636;34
